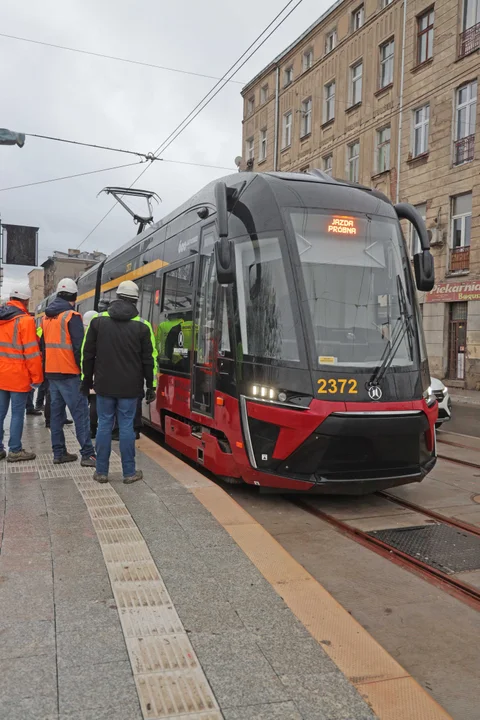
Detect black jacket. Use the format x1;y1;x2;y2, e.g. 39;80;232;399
81;299;157;398
43;296;84;378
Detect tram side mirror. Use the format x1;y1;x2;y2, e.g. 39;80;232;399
214;181;235;284
395;202;435;292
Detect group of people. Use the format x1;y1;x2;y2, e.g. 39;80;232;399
0;278;157;484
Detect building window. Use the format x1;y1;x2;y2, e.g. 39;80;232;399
301;98;312;137
454;80;477;165
350;61;363;106
282;111;292;148
247;96;255;116
417;8;434;64
303;49;314;71
352;4;365;31
412;104;430;156
323;154;333;176
259;129;267;162
260;85;269;104
450;192;472;273
460;0;480;57
379;39;394;88
348;141;360;183
325;29;337;53
246;137;254;161
284;65;294;86
382;0;394;6
324;81;336;122
410;202;427;256
376;126;391;173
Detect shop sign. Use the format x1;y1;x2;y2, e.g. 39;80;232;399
426;280;480;303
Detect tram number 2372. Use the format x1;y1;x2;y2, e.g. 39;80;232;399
317;378;358;394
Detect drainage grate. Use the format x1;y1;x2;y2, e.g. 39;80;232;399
369;524;480;574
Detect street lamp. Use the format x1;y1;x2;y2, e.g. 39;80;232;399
0;129;25;147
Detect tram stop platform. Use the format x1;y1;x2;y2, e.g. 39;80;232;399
0;416;452;720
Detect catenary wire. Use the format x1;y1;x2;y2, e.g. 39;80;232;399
24;133;158;161
0;32;244;85
0;157;237;193
78;0;305;248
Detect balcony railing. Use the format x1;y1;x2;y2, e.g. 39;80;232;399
459;22;480;58
454;134;475;165
449;246;470;273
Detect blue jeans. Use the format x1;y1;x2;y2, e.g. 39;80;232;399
0;390;29;453
96;396;137;477
49;376;94;460
26;390;35;412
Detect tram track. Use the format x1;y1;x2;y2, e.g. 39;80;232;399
289;496;480;612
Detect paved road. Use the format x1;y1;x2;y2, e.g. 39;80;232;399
440;402;480;437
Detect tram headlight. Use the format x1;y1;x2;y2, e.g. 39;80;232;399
252;385;277;401
423;386;436;407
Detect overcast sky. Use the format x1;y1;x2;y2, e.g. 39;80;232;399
0;0;331;297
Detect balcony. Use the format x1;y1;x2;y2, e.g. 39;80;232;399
454;134;475;165
449;246;470;274
459;22;480;58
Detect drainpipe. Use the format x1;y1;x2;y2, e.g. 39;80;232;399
396;0;408;204
273;66;280;171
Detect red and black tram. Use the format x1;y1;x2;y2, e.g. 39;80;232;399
77;170;438;493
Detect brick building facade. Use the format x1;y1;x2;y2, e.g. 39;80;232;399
241;0;480;388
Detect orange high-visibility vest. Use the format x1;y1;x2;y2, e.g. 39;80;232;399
0;305;43;392
42;310;81;375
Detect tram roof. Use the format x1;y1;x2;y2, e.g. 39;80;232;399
101;170;394;266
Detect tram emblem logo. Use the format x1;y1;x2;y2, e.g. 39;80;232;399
177;331;184;348
368;385;383;401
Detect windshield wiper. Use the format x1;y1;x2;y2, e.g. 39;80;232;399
369;276;415;387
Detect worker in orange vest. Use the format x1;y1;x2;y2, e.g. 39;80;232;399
0;285;43;461
41;278;96;466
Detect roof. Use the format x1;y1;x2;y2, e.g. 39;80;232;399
242;0;344;93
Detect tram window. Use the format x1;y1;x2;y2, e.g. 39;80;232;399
157;262;194;373
139;273;154;322
150;271;163;333
195;254;217;366
234;235;299;362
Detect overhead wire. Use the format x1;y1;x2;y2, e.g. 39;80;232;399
0;157;236;193
24;132;158;161
78;0;305;248
0;32;244;84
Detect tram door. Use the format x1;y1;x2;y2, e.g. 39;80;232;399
191;227;217;416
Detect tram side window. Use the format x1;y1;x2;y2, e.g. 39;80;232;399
219;287;231;355
139;274;154;322
157;263;194;374
150;271;163;334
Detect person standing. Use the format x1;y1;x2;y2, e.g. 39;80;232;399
81;281;157;484
0;285;43;461
41;278;96;465
81;310;98;438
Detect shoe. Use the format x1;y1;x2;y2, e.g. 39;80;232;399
0;450;6;460
7;449;36;462
93;472;108;484
135;431;141;440
63;419;74;425
112;431;119;441
53;452;78;464
81;455;96;467
123;470;143;484
35;405;44;411
26;409;42;416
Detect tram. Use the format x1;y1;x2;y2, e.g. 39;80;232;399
77;170;438;494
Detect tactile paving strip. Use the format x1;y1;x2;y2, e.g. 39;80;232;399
70;474;222;719
369;524;480;574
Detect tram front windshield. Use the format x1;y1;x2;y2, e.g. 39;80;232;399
290;209;418;369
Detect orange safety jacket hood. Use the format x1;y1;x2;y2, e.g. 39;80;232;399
0;300;44;392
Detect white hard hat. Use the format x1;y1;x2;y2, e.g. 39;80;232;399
82;310;98;329
116;280;139;300
10;284;31;301
56;277;78;294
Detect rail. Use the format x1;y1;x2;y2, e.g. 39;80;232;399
453;134;475;165
459;22;480;58
449;245;470;273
